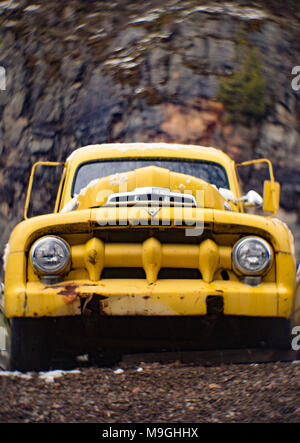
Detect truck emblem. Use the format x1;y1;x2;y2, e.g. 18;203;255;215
145;208;160;217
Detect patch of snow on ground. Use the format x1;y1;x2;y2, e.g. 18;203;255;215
39;369;80;383
0;370;32;379
113;368;124;374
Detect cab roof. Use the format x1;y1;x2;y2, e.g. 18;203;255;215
66;143;233;167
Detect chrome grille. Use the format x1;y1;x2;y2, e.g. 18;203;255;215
106;187;197;206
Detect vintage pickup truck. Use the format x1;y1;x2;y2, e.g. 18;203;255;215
1;143;299;370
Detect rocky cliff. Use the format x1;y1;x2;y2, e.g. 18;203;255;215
1;0;300;263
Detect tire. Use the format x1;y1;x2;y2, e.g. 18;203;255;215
10;317;55;372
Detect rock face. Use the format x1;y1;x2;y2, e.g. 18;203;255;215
1;0;300;264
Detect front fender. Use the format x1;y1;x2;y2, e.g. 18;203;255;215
7;209;92;254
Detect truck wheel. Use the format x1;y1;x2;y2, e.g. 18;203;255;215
10;318;55;372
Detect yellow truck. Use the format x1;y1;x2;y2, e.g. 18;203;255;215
1;143;299;370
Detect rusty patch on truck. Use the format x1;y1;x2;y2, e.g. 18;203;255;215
57;284;79;296
99;300;107;316
98;294;109;316
82;293;108;316
44;282;106;304
88;250;97;265
57;284;80;303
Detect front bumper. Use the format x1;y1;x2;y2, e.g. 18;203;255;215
5;278;292;318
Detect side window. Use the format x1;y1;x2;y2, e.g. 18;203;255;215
55;171;67;212
26;163;65;218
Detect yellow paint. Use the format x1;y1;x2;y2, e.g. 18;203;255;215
3;143;297;324
263;180;280;214
68;238;232;283
84;237;105;281
142;237;162;284
6;279;285;318
198;239;219;283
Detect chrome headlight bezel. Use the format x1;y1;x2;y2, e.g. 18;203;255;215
233;236;273;276
30;236;71;276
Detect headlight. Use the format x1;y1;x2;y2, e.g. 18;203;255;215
30;236;70;275
233;236;272;275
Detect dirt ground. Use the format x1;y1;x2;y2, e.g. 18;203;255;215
1;358;300;423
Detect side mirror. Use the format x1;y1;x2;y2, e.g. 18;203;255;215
234;189;263;208
236;158;279;217
243;190;263;207
263;180;280;215
218;188;263;208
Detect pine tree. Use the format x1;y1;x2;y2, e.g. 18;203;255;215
217;46;267;125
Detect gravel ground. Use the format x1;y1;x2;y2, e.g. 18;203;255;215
1;359;300;423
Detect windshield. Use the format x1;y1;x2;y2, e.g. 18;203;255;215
72;158;229;196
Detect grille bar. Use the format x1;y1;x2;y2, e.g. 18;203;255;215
71;237;232;284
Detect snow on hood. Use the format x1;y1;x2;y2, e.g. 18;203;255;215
60;178;101;213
